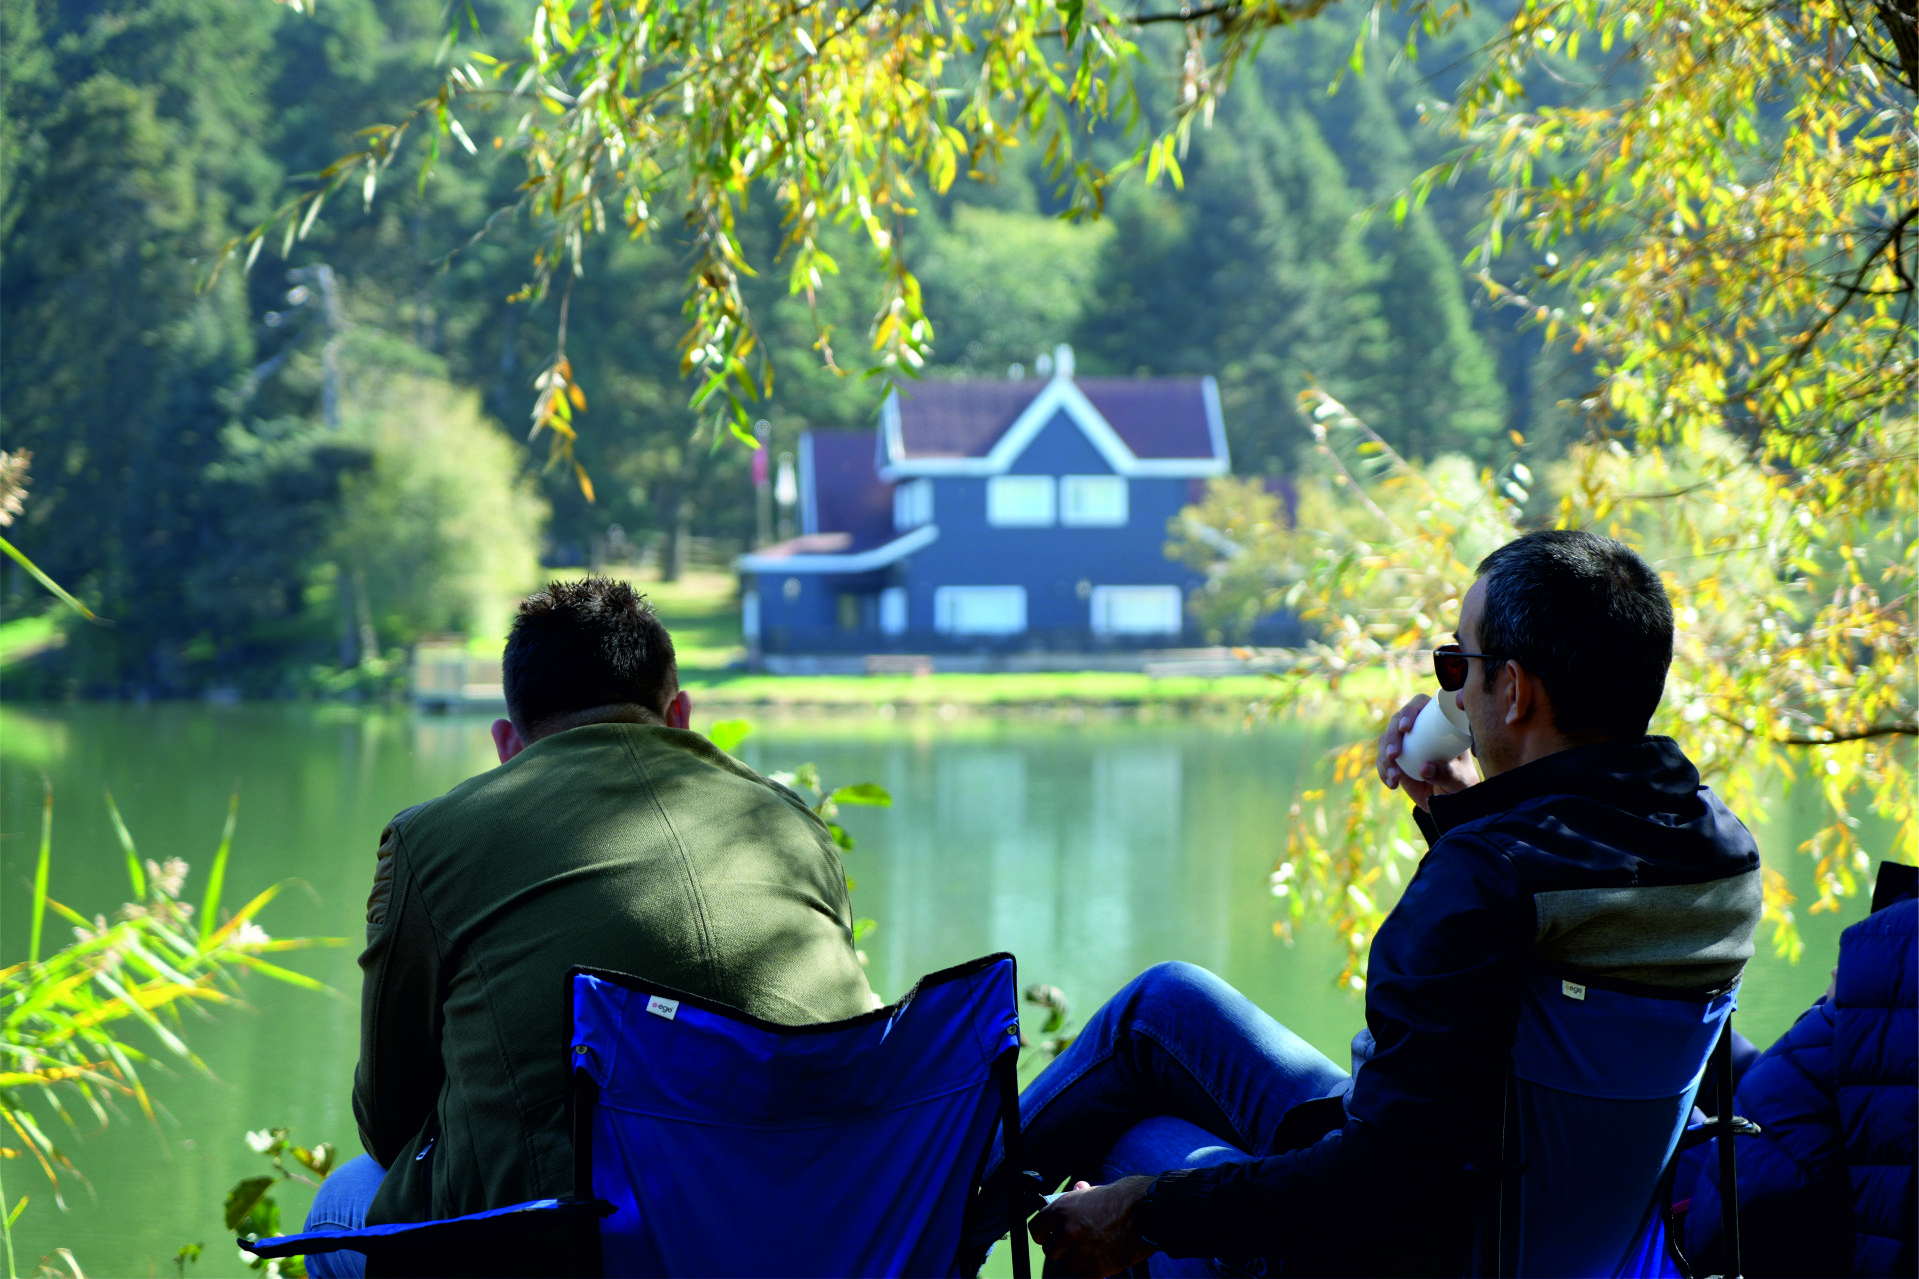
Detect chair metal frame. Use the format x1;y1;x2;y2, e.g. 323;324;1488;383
1476;1011;1754;1279
1659;1020;1761;1279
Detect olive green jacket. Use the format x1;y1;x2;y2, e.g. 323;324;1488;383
353;723;876;1225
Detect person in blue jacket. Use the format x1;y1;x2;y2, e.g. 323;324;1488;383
972;530;1766;1277
1673;860;1916;1277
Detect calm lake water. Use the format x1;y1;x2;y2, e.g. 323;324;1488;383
0;703;1873;1277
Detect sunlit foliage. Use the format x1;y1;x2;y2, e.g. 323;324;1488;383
1173;396;1915;986
234;0;1372;465
0;786;342;1239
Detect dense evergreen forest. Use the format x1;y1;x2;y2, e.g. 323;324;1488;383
1;0;1574;696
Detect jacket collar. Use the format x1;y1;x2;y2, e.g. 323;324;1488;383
1427;735;1702;836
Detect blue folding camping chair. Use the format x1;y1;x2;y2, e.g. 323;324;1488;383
1473;965;1752;1279
244;953;1032;1278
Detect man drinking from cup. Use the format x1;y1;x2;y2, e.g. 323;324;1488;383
968;529;1763;1277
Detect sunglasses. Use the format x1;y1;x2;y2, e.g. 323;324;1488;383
1433;643;1508;692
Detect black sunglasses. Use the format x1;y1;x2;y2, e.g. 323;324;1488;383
1433;643;1507;692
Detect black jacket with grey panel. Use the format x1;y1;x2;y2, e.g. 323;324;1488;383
1135;736;1763;1275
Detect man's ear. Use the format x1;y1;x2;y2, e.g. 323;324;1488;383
664;690;692;730
1504;661;1544;727
491;718;528;764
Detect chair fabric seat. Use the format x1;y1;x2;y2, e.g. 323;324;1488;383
241;955;1024;1279
1483;966;1735;1278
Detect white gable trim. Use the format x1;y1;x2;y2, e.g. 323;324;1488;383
799;432;819;535
879;376;1226;480
734;525;939;575
1201;376;1231;474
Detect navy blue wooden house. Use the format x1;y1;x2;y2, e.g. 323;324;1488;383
736;346;1231;656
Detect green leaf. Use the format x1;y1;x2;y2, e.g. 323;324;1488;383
224;1177;277;1233
200;788;239;947
294;1142;335;1177
104;790;145;901
706;719;753;754
826;783;891;807
0;536;101;622
29;778;51;964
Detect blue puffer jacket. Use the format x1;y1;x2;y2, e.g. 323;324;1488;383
1681;884;1916;1276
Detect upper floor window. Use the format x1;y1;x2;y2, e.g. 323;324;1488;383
987;476;1056;527
1061;475;1128;526
894;478;934;531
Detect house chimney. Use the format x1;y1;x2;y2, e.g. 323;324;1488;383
1053;343;1075;380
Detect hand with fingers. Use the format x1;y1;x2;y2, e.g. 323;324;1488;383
1376;694;1480;811
1027;1176;1155;1278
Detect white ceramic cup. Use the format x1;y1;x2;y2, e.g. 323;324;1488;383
1397;691;1473;775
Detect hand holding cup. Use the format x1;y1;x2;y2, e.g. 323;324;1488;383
1377;693;1479;811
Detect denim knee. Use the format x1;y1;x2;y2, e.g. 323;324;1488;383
306;1153;384;1230
1123;961;1236;1016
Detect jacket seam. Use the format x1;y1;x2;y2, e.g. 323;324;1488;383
621;728;723;995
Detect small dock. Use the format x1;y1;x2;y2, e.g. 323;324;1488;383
412;640;505;712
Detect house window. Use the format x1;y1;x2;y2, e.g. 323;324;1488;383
894;478;934;531
1061;475;1128;526
1090;585;1183;636
836;593;863;632
879;587;908;637
935;586;1027;635
742;590;761;641
986;476;1056;527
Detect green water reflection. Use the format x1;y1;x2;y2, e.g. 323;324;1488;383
0;704;1871;1276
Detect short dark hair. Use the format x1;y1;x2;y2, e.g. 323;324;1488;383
503;577;678;731
1474;530;1673;740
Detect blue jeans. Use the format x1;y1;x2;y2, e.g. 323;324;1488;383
302;1153;384;1279
984;962;1349;1276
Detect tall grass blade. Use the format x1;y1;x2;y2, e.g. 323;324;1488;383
200;787;240;947
0;535;101;623
202;883;282;950
102;791;144;901
29;780;51;964
232;957;334;994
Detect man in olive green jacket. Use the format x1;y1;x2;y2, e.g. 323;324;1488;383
303;578;875;1275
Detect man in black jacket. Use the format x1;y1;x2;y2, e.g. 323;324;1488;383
990;530;1763;1277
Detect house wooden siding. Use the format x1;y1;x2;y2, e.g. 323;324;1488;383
738;349;1229;656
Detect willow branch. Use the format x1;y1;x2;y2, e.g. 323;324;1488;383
1772;722;1918;745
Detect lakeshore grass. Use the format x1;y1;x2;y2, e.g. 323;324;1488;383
565;568;1302;709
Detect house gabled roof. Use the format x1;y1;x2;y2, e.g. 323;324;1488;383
801;430;895;549
879;345;1228;480
735;430;938;576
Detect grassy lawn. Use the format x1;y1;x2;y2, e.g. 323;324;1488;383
681;668;1284;708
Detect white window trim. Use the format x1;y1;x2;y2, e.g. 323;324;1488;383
986;476;1057;527
1061;475;1129;527
935;586;1028;636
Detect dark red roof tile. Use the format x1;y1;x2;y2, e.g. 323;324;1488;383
893;380;1044;458
1077;378;1216;460
892;377;1218;461
805;431;894;549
